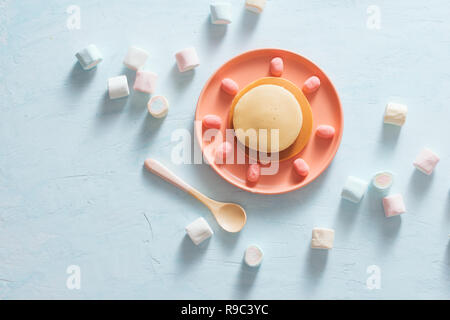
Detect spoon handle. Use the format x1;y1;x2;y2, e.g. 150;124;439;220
144;159;213;207
144;158;194;193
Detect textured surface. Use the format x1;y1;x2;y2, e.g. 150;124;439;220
0;0;449;299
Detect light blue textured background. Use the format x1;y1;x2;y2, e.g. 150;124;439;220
0;0;449;299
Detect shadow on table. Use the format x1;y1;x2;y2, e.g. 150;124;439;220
234;261;260;298
169;64;195;90
333;198;361;238
407;169;434;199
366;186;402;253
176;234;210;269
306;248;328;276
236;8;260;43
301;247;328;293
202;16;227;52
377;123;401;152
66;62;98;94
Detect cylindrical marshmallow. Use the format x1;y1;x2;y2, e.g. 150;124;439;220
123;46;149;70
147;95;169;118
245;0;266;13
75;44;103;70
246;163;261;182
382;194;406;217
210;2;232;24
316;125;335;139
175;47;200;72
311;228;335;249
244;245;263;267
270;57;283;77
384;102;407;126
413;148;440;175
302;76;321;94
202;114;222;129
293;158;310;177
185;217;213;245
372;171;394;192
108;75;129;99
215;141;233;164
221;78;239;95
133;70;157;94
341;176;368;203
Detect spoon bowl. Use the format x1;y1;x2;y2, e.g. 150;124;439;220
144;158;247;232
214;203;247;232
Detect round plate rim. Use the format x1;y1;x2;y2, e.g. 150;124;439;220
194;48;344;195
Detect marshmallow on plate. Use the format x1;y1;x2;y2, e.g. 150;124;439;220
302;76;321;94
185;217;213;245
383;194;406;217
270;57;283;77
413;148;440;175
246;163;261;182
210;2;232;24
311;228;335;249
147;95;169;118
123;46;149;70
341;176;368;203
108;75;129;99
202;114;222;129
372;171;394;192
244;245;263;267
133;70;157;94
175;47;200;72
215;141;233;164
316;125;335;139
293;158;310;177
221;78;239;95
245;0;266;13
384;102;407;126
75;44;103;70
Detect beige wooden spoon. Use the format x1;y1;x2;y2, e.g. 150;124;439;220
144;158;247;233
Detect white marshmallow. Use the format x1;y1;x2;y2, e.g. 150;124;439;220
245;0;266;13
210;2;232;24
384;102;407;126
175;47;200;72
147;95;169;118
123;46;149;70
75;44;103;70
341;176;368;203
311;227;335;249
108;75;129;99
185;217;213;245
244;245;263;267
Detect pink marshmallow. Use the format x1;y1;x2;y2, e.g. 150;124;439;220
215;141;233;164
302;76;321;94
221;78;239;96
202;114;222;129
246;163;261;183
270;57;283;77
175;47;200;72
316;125;335;139
413;148;440;175
133;70;157;94
293;158;310;177
383;194;406;217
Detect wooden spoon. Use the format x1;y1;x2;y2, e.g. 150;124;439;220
144;158;247;233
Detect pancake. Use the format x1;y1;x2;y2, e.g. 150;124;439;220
232;84;302;153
